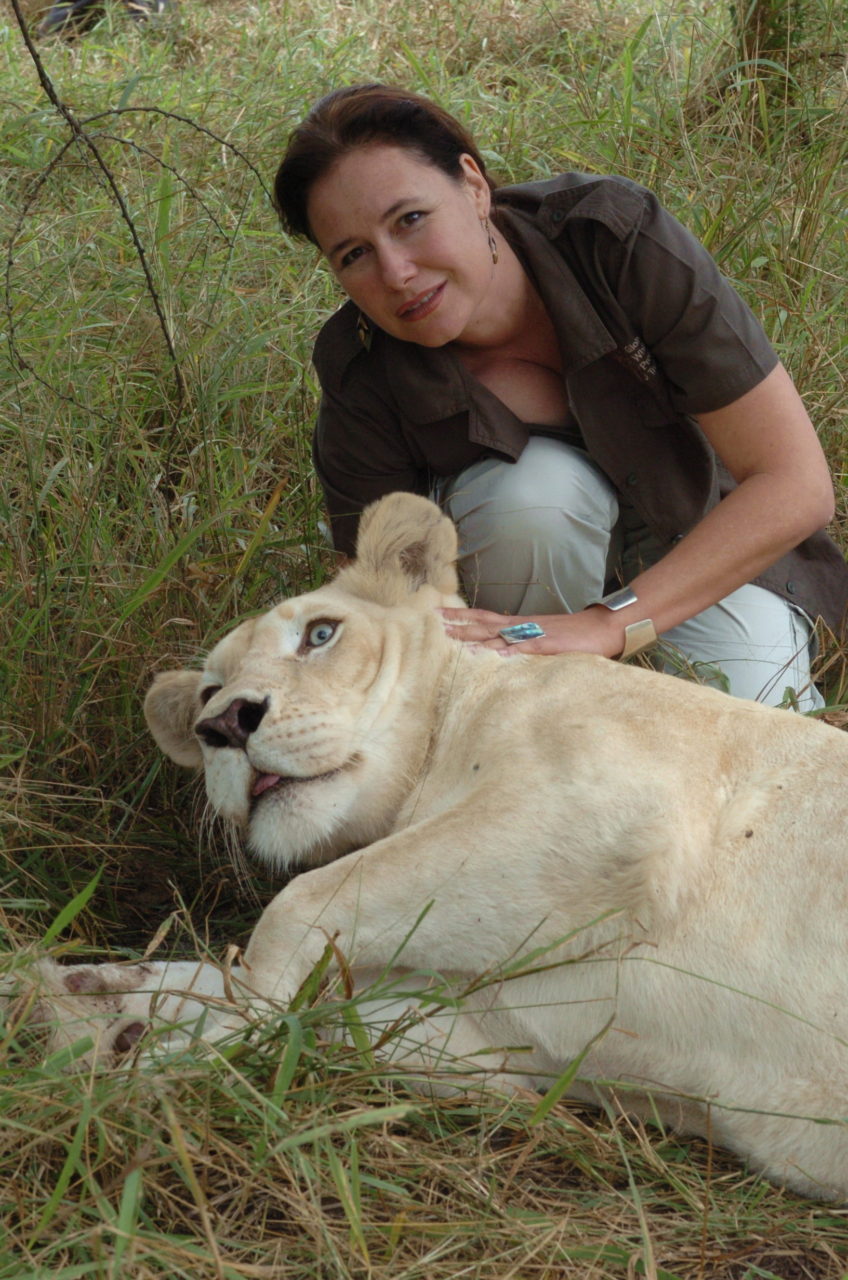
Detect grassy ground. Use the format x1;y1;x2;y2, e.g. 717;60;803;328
1;0;847;1274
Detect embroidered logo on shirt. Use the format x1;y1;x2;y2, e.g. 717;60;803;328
614;336;658;384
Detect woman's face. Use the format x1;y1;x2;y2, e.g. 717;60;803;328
306;144;496;348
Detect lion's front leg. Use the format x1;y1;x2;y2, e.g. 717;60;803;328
239;807;566;1006
238;817;572;1093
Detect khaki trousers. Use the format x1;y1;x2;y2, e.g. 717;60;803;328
437;436;822;710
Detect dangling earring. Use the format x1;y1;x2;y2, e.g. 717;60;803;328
484;215;499;266
356;311;373;352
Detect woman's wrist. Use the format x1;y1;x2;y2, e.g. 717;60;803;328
582;604;630;658
586;587;657;660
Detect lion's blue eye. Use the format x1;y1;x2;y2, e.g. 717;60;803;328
306;621;337;648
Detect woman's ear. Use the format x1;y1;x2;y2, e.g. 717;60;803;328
458;153;491;215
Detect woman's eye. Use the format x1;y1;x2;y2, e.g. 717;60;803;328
306;621;337;648
340;245;367;269
399;210;425;229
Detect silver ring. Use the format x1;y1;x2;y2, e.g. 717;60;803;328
498;622;546;644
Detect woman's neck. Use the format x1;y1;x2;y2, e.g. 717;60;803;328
451;236;561;370
450;238;568;425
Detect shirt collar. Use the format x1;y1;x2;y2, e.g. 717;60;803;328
496;200;618;376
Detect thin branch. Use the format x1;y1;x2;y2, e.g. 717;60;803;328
79;106;272;200
7;0;185;408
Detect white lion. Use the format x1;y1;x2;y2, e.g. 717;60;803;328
10;493;848;1201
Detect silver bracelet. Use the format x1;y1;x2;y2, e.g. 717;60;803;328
591;587;657;660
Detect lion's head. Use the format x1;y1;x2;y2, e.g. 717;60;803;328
144;494;464;872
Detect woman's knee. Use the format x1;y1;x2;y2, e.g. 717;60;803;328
444;440;619;555
658;586;822;709
440;439;622;615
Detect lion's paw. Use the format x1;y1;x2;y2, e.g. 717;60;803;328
3;958;244;1067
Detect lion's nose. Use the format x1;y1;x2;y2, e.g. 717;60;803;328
195;697;269;749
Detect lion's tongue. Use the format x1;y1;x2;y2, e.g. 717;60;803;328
252;773;283;797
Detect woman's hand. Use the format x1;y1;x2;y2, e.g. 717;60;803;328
440;606;622;657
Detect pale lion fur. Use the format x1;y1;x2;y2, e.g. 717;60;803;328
11;493;848;1201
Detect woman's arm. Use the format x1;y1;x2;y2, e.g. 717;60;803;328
443;363;835;656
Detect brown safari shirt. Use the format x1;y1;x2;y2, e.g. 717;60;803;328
312;173;848;633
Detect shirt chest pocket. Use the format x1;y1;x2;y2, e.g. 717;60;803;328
570;355;681;435
567;355;717;542
607;349;681;427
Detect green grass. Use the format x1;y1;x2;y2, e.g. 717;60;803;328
1;0;848;1273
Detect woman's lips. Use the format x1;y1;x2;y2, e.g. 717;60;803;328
397;282;445;322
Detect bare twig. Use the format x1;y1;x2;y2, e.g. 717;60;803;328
80;106;272;200
6;0;186;408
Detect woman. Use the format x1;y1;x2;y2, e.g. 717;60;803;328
273;83;848;707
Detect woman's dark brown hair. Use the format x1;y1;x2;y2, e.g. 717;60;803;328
274;83;496;243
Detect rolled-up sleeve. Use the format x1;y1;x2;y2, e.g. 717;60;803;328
613;193;779;415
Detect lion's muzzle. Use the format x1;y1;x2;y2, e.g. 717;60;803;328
196;695;269;749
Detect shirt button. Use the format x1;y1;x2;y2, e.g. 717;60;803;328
626;472;637;486
551;209;565;223
786;581;796;593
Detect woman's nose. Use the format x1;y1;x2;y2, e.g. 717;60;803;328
377;243;416;289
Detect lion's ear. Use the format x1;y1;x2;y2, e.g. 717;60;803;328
341;494;459;605
143;670;204;768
